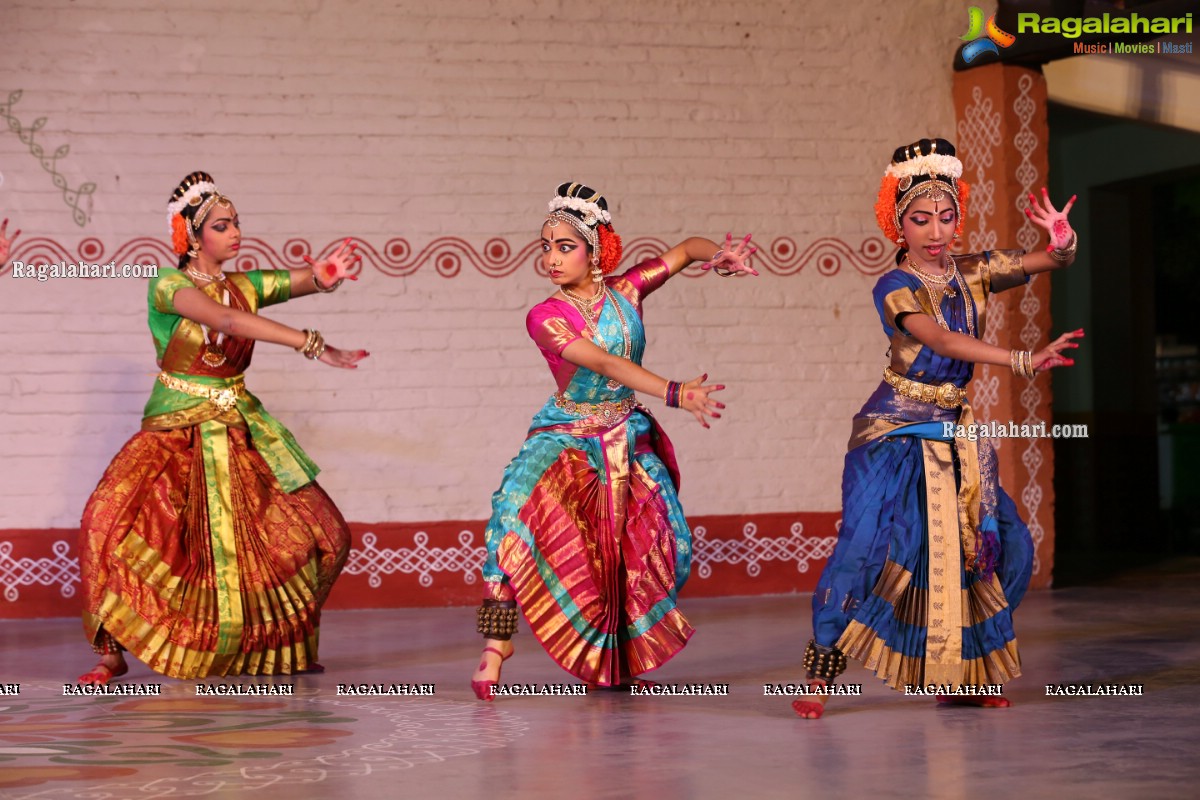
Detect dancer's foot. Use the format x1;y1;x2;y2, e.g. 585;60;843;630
470;639;513;701
792;679;830;719
936;693;1012;708
78;652;128;685
296;662;325;674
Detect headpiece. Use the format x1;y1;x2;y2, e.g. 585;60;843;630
545;182;623;276
167;171;234;257
874;138;970;245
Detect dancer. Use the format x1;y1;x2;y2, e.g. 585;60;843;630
471;182;757;698
78;172;367;683
0;217;18;264
794;139;1082;718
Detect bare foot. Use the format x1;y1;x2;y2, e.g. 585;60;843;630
470;638;514;701
78;651;128;685
792;679;830;719
936;693;1012;708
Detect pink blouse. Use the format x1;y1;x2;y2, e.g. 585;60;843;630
525;257;671;391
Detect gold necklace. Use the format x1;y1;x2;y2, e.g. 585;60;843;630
905;254;952;285
186;263;225;283
905;255;976;338
185;264;230;366
560;286;605;343
561;286;631;389
603;288;632;389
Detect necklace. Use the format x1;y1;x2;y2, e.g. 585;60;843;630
186;268;231;366
186;264;226;284
561;285;631;389
905;254;952;287
561;286;605;331
905;254;976;338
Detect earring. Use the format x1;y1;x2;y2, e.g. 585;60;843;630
897;235;906;247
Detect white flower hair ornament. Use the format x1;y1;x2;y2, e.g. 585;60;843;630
548;195;612;227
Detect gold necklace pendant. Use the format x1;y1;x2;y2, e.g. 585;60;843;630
201;344;227;367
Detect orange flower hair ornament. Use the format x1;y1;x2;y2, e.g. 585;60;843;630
597;224;623;275
170;213;190;255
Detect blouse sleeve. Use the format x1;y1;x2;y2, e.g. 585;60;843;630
982;249;1028;294
245;269;292;307
149;268;194;315
620;257;671;301
873;272;925;337
526;302;581;355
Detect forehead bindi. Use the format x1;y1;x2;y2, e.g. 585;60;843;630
540;225;585;245
907;199;954;218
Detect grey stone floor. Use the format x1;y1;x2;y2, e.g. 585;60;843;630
2;560;1197;800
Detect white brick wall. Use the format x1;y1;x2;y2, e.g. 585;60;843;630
0;0;965;528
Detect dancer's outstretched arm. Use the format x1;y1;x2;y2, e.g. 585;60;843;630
561;338;724;428
172;288;368;369
657;233;758;277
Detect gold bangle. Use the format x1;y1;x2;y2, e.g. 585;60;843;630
304;330;326;360
1010;349;1035;378
1050;231;1077;262
296;329;316;354
314;274;344;293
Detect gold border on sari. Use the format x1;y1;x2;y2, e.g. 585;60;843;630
200;419;244;661
921;439;965;688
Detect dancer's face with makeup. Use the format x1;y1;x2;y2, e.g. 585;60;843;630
198;202;241;264
541;220;594;294
901;196;956;269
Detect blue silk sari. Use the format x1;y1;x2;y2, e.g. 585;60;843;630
812;250;1035;691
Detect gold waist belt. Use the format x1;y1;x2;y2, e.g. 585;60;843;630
158;372;246;413
554;392;637;422
883;367;967;410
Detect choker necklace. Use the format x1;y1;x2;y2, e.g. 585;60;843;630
905;254;952;285
186;264;225;283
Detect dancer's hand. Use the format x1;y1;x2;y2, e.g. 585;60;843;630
1024;187;1077;250
679;373;726;428
319;345;370;369
0;218;21;264
1033;328;1083;372
304;238;362;288
703;233;758;276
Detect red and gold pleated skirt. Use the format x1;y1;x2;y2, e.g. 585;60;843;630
490;411;694;686
80;424;350;679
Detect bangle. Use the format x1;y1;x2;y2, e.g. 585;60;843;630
309;333;327;360
296;329;316;354
297;328;325;359
1049;231;1077;262
314;274;344;293
664;380;683;408
1010;349;1034;378
709;249;737;277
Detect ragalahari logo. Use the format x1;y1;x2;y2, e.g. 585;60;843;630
961;6;1017;63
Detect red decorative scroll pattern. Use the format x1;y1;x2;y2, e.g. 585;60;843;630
4;236;893;278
